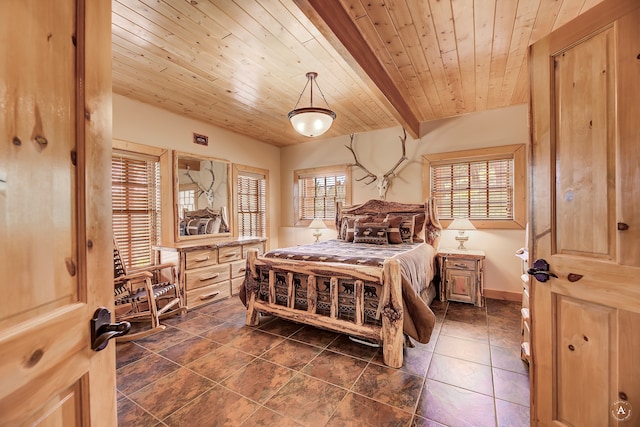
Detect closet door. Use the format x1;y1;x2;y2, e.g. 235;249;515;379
529;1;640;426
0;1;113;425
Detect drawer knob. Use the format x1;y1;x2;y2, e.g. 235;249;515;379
195;256;210;262
200;273;220;281
223;253;236;258
453;263;468;268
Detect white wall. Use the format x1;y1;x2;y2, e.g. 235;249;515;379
279;104;530;296
112;94;282;249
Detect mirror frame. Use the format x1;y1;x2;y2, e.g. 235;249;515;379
173;151;232;241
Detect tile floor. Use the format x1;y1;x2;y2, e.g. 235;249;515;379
116;296;530;427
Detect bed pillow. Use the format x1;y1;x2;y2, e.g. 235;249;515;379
384;215;404;244
353;220;389;245
341;215;373;242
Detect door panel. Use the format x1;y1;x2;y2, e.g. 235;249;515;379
529;1;640;426
554;28;615;259
0;0;113;425
556;296;614;426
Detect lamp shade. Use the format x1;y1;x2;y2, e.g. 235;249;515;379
308;218;327;230
288;72;336;137
447;218;476;231
288;107;335;137
448;218;475;250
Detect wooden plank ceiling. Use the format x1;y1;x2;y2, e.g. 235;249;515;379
112;0;604;147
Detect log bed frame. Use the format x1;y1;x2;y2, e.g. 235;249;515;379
243;199;441;368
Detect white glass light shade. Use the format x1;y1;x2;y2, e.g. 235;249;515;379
288;107;336;137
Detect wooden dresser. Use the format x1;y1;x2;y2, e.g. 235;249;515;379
154;237;267;309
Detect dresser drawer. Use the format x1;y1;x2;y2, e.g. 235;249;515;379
186;281;230;309
444;258;476;270
231;277;244;295
230;259;247;279
242;242;265;257
219;245;242;263
185;264;230;290
185;249;218;269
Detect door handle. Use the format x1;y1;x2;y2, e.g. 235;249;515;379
527;259;558;283
91;307;130;351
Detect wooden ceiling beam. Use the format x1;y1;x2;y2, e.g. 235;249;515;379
293;0;421;139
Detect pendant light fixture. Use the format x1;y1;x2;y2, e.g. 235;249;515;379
288;72;336;137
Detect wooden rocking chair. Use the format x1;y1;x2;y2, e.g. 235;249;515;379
113;240;186;341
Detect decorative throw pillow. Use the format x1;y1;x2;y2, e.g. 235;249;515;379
342;215;373;242
353;221;389;245
384;215;404;244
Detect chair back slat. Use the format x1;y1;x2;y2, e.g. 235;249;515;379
113;239;127;281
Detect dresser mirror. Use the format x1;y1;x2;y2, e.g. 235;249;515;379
174;151;231;241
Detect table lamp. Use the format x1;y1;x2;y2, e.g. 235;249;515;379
448;218;476;250
308;218;328;243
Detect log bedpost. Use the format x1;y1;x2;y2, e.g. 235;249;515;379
381;258;404;368
245;249;260;326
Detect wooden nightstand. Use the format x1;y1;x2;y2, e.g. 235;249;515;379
437;248;486;307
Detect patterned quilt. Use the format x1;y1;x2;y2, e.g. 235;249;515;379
263;239;424;267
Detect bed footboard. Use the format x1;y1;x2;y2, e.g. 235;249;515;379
244;249;405;368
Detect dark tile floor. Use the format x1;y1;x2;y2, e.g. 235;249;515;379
116;296;530;427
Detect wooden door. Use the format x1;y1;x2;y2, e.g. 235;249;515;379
529;1;640;426
0;1;114;425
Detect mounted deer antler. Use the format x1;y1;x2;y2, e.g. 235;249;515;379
345;128;408;200
345;133;377;185
185;161;216;207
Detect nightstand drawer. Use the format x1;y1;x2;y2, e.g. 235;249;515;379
444;258;476;270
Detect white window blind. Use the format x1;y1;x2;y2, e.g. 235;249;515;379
431;158;513;220
237;173;266;237
112;152;161;270
298;173;346;220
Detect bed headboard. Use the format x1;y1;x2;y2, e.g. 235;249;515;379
336;198;442;248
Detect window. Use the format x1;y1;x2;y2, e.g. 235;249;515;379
112;150;161;270
233;164;268;238
177;184;197;220
293;165;351;225
423;145;525;229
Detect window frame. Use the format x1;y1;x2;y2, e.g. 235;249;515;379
422;144;526;229
293;164;351;227
232;163;269;239
112;140;169;270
